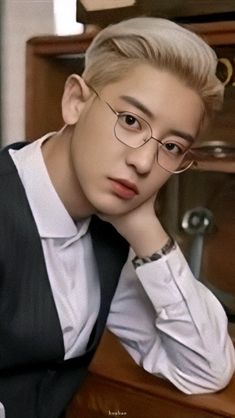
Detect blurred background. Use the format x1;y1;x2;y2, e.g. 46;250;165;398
0;0;84;147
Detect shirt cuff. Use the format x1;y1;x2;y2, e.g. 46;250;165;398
135;244;189;308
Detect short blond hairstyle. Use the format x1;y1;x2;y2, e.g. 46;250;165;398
82;17;223;119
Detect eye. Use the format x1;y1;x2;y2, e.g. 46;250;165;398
118;113;142;131
161;139;187;156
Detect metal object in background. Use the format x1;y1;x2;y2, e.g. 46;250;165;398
181;207;215;279
192;141;235;160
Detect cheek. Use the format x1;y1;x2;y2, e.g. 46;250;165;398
73;113;117;163
150;167;171;190
139;171;171;203
70;128;116;185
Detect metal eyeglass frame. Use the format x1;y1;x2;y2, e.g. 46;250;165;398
87;84;196;174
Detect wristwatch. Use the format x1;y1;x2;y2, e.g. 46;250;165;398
132;236;176;269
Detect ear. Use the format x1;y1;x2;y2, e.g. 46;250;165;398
61;74;91;125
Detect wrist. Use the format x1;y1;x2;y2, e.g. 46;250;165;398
132;236;176;269
128;219;169;257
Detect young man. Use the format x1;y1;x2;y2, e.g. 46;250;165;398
0;17;234;418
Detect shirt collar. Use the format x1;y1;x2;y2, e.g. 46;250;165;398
10;133;91;239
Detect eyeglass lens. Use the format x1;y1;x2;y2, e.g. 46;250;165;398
114;113;193;173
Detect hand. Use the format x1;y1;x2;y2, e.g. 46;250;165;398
98;195;169;257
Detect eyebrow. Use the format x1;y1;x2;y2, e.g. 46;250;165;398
120;95;155;119
120;95;196;144
169;130;195;144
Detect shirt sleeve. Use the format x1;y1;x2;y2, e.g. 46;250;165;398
107;244;235;394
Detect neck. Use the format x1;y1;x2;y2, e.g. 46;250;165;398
41;126;96;220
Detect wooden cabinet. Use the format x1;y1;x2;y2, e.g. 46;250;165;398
76;0;235;26
25;31;95;140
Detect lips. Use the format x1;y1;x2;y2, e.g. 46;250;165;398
109;178;139;199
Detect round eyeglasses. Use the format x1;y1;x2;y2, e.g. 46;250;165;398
89;85;196;174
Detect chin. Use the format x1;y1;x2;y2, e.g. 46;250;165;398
94;206;126;217
92;200;132;217
86;190;139;217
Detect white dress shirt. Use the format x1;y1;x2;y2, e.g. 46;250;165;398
0;403;5;418
7;134;235;397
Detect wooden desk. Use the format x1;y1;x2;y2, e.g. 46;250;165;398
66;330;235;418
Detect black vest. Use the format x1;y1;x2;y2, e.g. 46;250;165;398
0;142;129;418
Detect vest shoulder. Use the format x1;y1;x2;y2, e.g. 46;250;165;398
0;141;29;175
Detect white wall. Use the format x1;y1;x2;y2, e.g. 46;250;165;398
2;0;55;145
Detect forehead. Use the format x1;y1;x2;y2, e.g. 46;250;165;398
100;63;199;105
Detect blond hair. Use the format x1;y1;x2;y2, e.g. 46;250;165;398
82;17;223;118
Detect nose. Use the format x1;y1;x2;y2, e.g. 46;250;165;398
125;140;157;174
